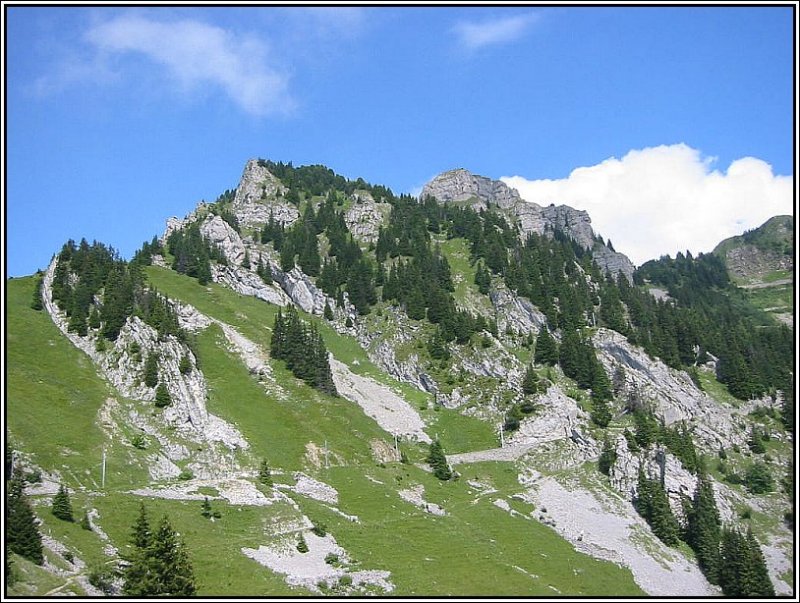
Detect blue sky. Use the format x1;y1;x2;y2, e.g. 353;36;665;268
5;5;795;275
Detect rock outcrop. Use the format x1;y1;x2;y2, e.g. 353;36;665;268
593;328;746;450
344;191;390;243
421;168;634;280
231;159;297;228
200;214;247;265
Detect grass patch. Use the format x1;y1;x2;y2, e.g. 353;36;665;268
429;409;498;454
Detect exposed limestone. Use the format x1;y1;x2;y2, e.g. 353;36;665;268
210;263;290;307
398;484;446;516
330;357;431;443
273;266;333;315
421;168;522;210
593;328;745;450
344;192;391;243
518;470;718;596
231;159;297;228
242;531;394;594
368;341;437;395
421;168;634;280
200;214;247;265
41;259;249;478
489;287;547;335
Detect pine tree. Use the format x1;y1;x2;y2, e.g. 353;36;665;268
534;327;559;366
598;437;616;475
297;533;309;553
51;483;74;522
155;382;172;408
258;460;273;487
745;528;775;597
178;353;192;375
427;440;452;481
7;474;44;565
30;274;44;310
522;365;539;395
148;515;197;596
686;472;721;583
634;465;680;546
143;353;159;388
323;300;334;321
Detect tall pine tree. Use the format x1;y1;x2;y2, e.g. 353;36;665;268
7;474;44;565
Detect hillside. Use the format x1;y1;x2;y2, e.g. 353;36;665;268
5;159;794;597
713;215;794;327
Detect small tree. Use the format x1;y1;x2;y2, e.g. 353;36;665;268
598;437;616;475
522;365;539;395
258;460;273;487
178;353;192;375
745;461;774;494
143;353;159;388
155;382;172;408
427;440;452;481
200;497;220;520
7;474;44;564
297;533;309;553
30;275;44;311
323;300;334;321
51;483;74;522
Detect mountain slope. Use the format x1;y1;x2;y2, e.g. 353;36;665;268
5;159;793;596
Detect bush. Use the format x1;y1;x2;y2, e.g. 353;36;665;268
338;574;353;588
297;533;309;553
88;567;115;594
311;521;327;537
324;553;340;566
131;434;147;450
177;468;193;481
745;461;774;494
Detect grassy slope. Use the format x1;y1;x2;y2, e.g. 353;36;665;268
6;270;643;595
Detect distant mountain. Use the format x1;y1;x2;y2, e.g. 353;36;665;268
713;215;793;280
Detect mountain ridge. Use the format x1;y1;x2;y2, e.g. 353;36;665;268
6;157;793;597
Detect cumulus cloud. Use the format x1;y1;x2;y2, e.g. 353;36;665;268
85;15;293;116
452;13;538;51
501;144;793;265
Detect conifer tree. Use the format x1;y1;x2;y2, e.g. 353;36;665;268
51;483;74;522
258;460;273;487
143;353;159;388
323;300;334;321
297;533;309;553
7;474;44;565
745;527;775;597
427;440;452;481
30;274;44;310
686;472;721;583
598;437;616;475
534;328;559;366
635;466;680;546
178;353;192;375
148;515;197;596
155;382;172;408
522;365;539;395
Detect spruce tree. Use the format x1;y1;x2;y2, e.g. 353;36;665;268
178;353;192;375
148;515;197;596
534;327;559;366
155;382;172;408
323;300;334;321
30;274;44;310
598;437;616;475
745;528;775;597
51;483;74;522
143;353;159;388
522;365;539;395
686;472;721;583
258;460;273;487
7;474;44;565
427;440;452;481
297;533;309;553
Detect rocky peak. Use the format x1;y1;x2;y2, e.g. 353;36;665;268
231;159;298;228
421;168;635;280
420;168;522;210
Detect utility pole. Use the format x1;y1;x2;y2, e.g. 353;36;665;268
394;433;399;452
499;425;505;448
101;448;107;489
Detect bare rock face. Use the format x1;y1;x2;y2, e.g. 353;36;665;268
421;168;522;210
231;159;298;228
200;215;247;266
593;328;745;451
273;266;331;315
210;263;290;307
345;192;391;243
507;385;594;452
489;287;547;335
421;168;634;280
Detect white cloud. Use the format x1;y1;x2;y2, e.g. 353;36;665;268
78;15;292;116
501;144;793;265
453;13;538;51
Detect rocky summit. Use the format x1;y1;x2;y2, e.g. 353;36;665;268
6;158;793;597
